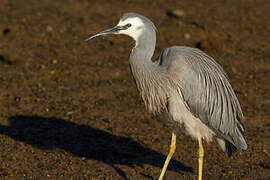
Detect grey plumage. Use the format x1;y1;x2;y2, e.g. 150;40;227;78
123;13;247;155
157;46;247;155
131;44;247;155
86;12;247;175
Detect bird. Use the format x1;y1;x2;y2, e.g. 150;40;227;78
85;13;247;180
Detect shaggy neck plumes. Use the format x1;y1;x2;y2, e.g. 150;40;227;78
129;33;170;114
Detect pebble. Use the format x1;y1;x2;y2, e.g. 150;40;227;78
167;9;185;18
14;97;21;102
46;26;53;32
67;111;74;116
184;33;191;39
52;59;58;64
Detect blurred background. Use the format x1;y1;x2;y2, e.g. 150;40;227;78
0;0;269;179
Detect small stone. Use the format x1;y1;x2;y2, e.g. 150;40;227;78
35;98;41;102
14;97;21;102
184;33;191;39
52;59;58;64
67;111;74;116
40;64;46;69
167;9;185;18
46;26;53;32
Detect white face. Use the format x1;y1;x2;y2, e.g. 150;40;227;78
116;17;145;41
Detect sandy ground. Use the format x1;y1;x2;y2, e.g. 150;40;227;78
0;0;269;179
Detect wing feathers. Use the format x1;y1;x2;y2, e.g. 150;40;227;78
162;46;247;152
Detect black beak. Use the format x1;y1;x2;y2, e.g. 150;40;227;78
85;25;127;41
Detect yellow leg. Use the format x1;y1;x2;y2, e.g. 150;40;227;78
198;133;204;180
158;132;176;180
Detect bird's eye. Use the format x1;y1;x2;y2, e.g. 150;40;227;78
123;23;132;29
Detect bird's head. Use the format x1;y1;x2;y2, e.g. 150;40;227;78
85;13;157;42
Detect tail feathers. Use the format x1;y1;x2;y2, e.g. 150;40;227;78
225;141;237;156
216;137;243;157
216;121;247;156
234;122;248;151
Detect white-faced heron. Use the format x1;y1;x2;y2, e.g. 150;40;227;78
85;13;247;180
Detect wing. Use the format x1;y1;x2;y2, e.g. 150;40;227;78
158;46;247;151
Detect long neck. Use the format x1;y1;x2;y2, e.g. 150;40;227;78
129;32;169;114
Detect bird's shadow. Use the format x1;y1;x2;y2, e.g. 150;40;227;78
0;115;192;179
